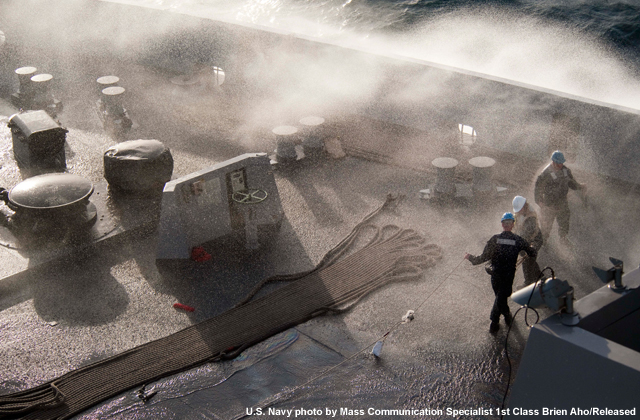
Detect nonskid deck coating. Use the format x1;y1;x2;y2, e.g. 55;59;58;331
0;84;524;417
2;12;640;419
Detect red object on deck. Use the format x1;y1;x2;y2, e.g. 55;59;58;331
173;303;195;312
190;246;212;262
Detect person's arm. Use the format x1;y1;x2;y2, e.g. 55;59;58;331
467;238;494;265
534;173;546;205
520;238;537;259
566;167;584;191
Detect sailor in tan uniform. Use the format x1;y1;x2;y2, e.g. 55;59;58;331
534;150;586;244
512;195;543;285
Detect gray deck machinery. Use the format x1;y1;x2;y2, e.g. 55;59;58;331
156;153;285;262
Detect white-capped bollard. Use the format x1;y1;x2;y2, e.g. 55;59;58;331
432;157;458;198
299;116;325;158
15;66;37;96
29;73;62;116
469;156;496;195
97;75;120;95
30;73;53;98
100;86;132;136
102;86;126;114
273;125;299;163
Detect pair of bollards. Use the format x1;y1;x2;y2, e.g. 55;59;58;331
273;116;326;164
430;156;496;199
96;75;133;136
12;66;63;116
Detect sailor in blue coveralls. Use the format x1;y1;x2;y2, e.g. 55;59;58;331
465;212;537;333
534;150;585;244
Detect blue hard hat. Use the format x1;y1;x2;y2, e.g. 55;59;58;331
501;212;515;222
551;150;566;164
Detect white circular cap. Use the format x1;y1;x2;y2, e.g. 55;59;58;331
272;126;298;136
469;156;496;168
97;75;120;85
16;66;37;76
102;86;126;96
31;73;53;83
431;157;458;169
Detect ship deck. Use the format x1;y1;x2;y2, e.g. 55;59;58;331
2;4;640;418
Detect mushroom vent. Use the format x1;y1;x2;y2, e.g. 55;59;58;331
8;173;93;210
0;173;97;239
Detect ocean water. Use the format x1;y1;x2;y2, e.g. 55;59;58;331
121;0;640;62
112;0;640;109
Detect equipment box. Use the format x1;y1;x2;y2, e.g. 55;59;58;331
8;110;67;171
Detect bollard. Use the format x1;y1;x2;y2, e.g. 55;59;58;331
97;75;120;95
28;73;62;116
431;157;458;198
299;116;325;158
100;86;132;136
30;73;53;104
469;156;496;195
15;66;37;95
11;67;38;108
273;125;299;163
102;86;126;114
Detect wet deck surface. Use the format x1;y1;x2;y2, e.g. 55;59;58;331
1;39;640;420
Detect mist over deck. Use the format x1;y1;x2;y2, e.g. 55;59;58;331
1;1;640;418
